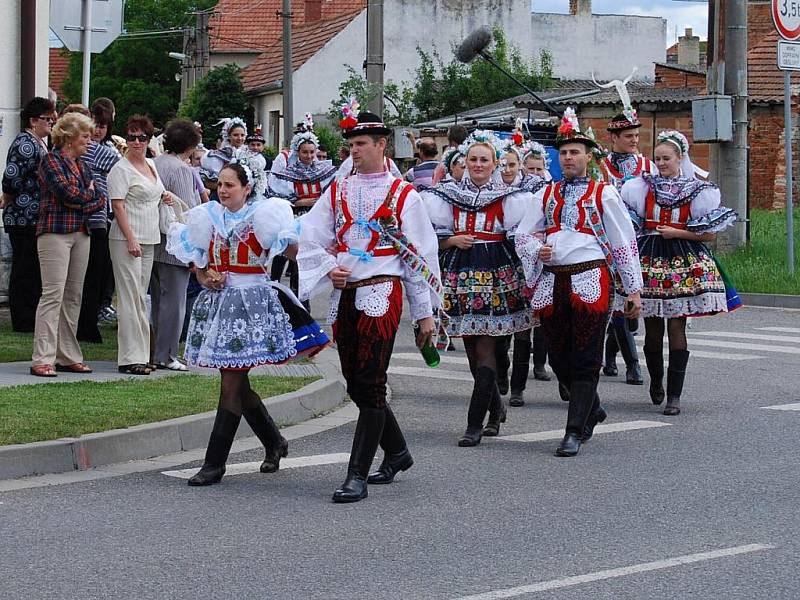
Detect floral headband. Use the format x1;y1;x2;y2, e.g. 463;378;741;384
458;129;504;160
656;130;689;155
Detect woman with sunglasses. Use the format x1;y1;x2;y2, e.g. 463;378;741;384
2;97;55;332
107;115;177;375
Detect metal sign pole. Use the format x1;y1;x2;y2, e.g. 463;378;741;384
787;70;796;274
80;0;93;105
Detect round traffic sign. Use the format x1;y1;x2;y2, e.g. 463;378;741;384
774;0;800;41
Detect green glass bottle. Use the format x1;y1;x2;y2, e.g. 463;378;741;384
414;323;440;368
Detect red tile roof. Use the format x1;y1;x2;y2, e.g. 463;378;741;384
49;47;72;98
748;29;785;103
210;0;365;54
241;9;362;93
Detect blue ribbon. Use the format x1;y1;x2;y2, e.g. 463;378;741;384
348;248;374;262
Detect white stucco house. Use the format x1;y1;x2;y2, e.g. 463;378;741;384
233;0;666;149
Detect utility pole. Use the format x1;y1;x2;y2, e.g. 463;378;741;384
81;0;94;105
21;0;37;106
715;0;749;250
281;0;293;147
365;0;384;116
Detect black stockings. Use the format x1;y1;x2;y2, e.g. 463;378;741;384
218;369;260;415
464;335;498;376
644;317;688;353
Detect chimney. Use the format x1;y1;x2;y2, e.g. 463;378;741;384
569;0;592;16
677;27;700;66
305;0;322;23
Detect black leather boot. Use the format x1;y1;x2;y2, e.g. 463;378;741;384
509;337;531;407
555;381;596;457
367;406;413;484
558;381;571;402
644;346;665;405
188;409;241;486
459;367;495;447
495;336;511;395
531;328;551;381
602;326;619;376
333;407;386;503
242;402;288;473
483;383;506;437
581;394;607;442
614;322;643;385
664;349;690;416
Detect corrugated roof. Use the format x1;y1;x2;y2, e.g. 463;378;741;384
655;62;706;76
241;9;362;93
210;0;365;53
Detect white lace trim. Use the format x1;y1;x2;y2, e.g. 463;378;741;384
532;271;555;311
515;232;544;287
327;289;342;325
447;309;538;337
571;268;602;304
355;282;394;317
638;293;728;318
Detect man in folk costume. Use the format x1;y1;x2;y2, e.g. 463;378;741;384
298;110;442;502
516;109;643;457
597;76;653;387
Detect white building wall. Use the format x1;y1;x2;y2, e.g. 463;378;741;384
0;0;51;302
530;13;666;80
210;52;260;70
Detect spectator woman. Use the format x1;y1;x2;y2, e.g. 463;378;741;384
107;115;173;375
151;119;201;371
74;104;120;343
30;112;105;377
2;96;55;332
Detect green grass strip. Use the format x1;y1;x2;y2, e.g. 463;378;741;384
0;374;319;446
717;207;800;295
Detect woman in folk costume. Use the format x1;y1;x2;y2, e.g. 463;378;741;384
438;147;466;184
297;109;442;503
201;117;248;180
521;140;553;183
620;130;739;416
422;130;536;446
267;114;337;301
166;158;329;486
492;140;550;408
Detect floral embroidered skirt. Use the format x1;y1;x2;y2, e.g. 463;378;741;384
637;235;730;318
439;240;536;337
185;283;330;369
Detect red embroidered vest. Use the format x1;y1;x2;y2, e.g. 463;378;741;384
644;189;691;230
543;180;606;235
207;228;265;274
452;202;506;241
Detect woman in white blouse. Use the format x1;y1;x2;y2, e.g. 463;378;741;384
107;115;174;375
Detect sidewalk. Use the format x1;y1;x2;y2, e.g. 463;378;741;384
0;349;347;481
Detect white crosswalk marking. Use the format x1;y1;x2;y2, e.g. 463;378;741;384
495;420;671;443
761;402;800;412
676;338;800;354
688;331;800;344
758;327;800;334
388;365;471;381
161;453;350;479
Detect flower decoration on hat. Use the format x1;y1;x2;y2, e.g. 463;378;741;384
458;129;504;159
290;113;320;152
555;108;598;149
339;98;360;131
593;68;642;132
511;118;525;147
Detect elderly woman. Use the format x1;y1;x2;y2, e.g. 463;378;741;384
151;119;201;371
30;112;106;377
2;96;55;332
108;115;173;375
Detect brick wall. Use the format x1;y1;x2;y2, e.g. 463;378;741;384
655;65;706;90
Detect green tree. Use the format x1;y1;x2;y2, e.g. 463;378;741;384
61;0;216;131
327;66;416;127
178;64;249;148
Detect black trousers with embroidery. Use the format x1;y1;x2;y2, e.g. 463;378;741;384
333;281;403;409
539;267;612;433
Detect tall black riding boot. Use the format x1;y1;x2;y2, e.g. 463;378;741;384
188;408;241;486
614;322;643;385
509;337;532;407
495;335;511;395
243;402;289;473
664;350;690;416
333;407;386;503
644;346;665;405
531;328;551;381
581;393;608;442
603;326;619;376
367;406;413;484
556;381;596;457
483;382;506;437
459;366;495;447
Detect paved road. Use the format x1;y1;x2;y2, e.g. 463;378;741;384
3;302;800;599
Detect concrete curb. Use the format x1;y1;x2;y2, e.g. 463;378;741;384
0;375;346;481
739;293;800;310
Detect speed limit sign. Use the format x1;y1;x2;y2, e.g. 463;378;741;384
774;0;800;40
